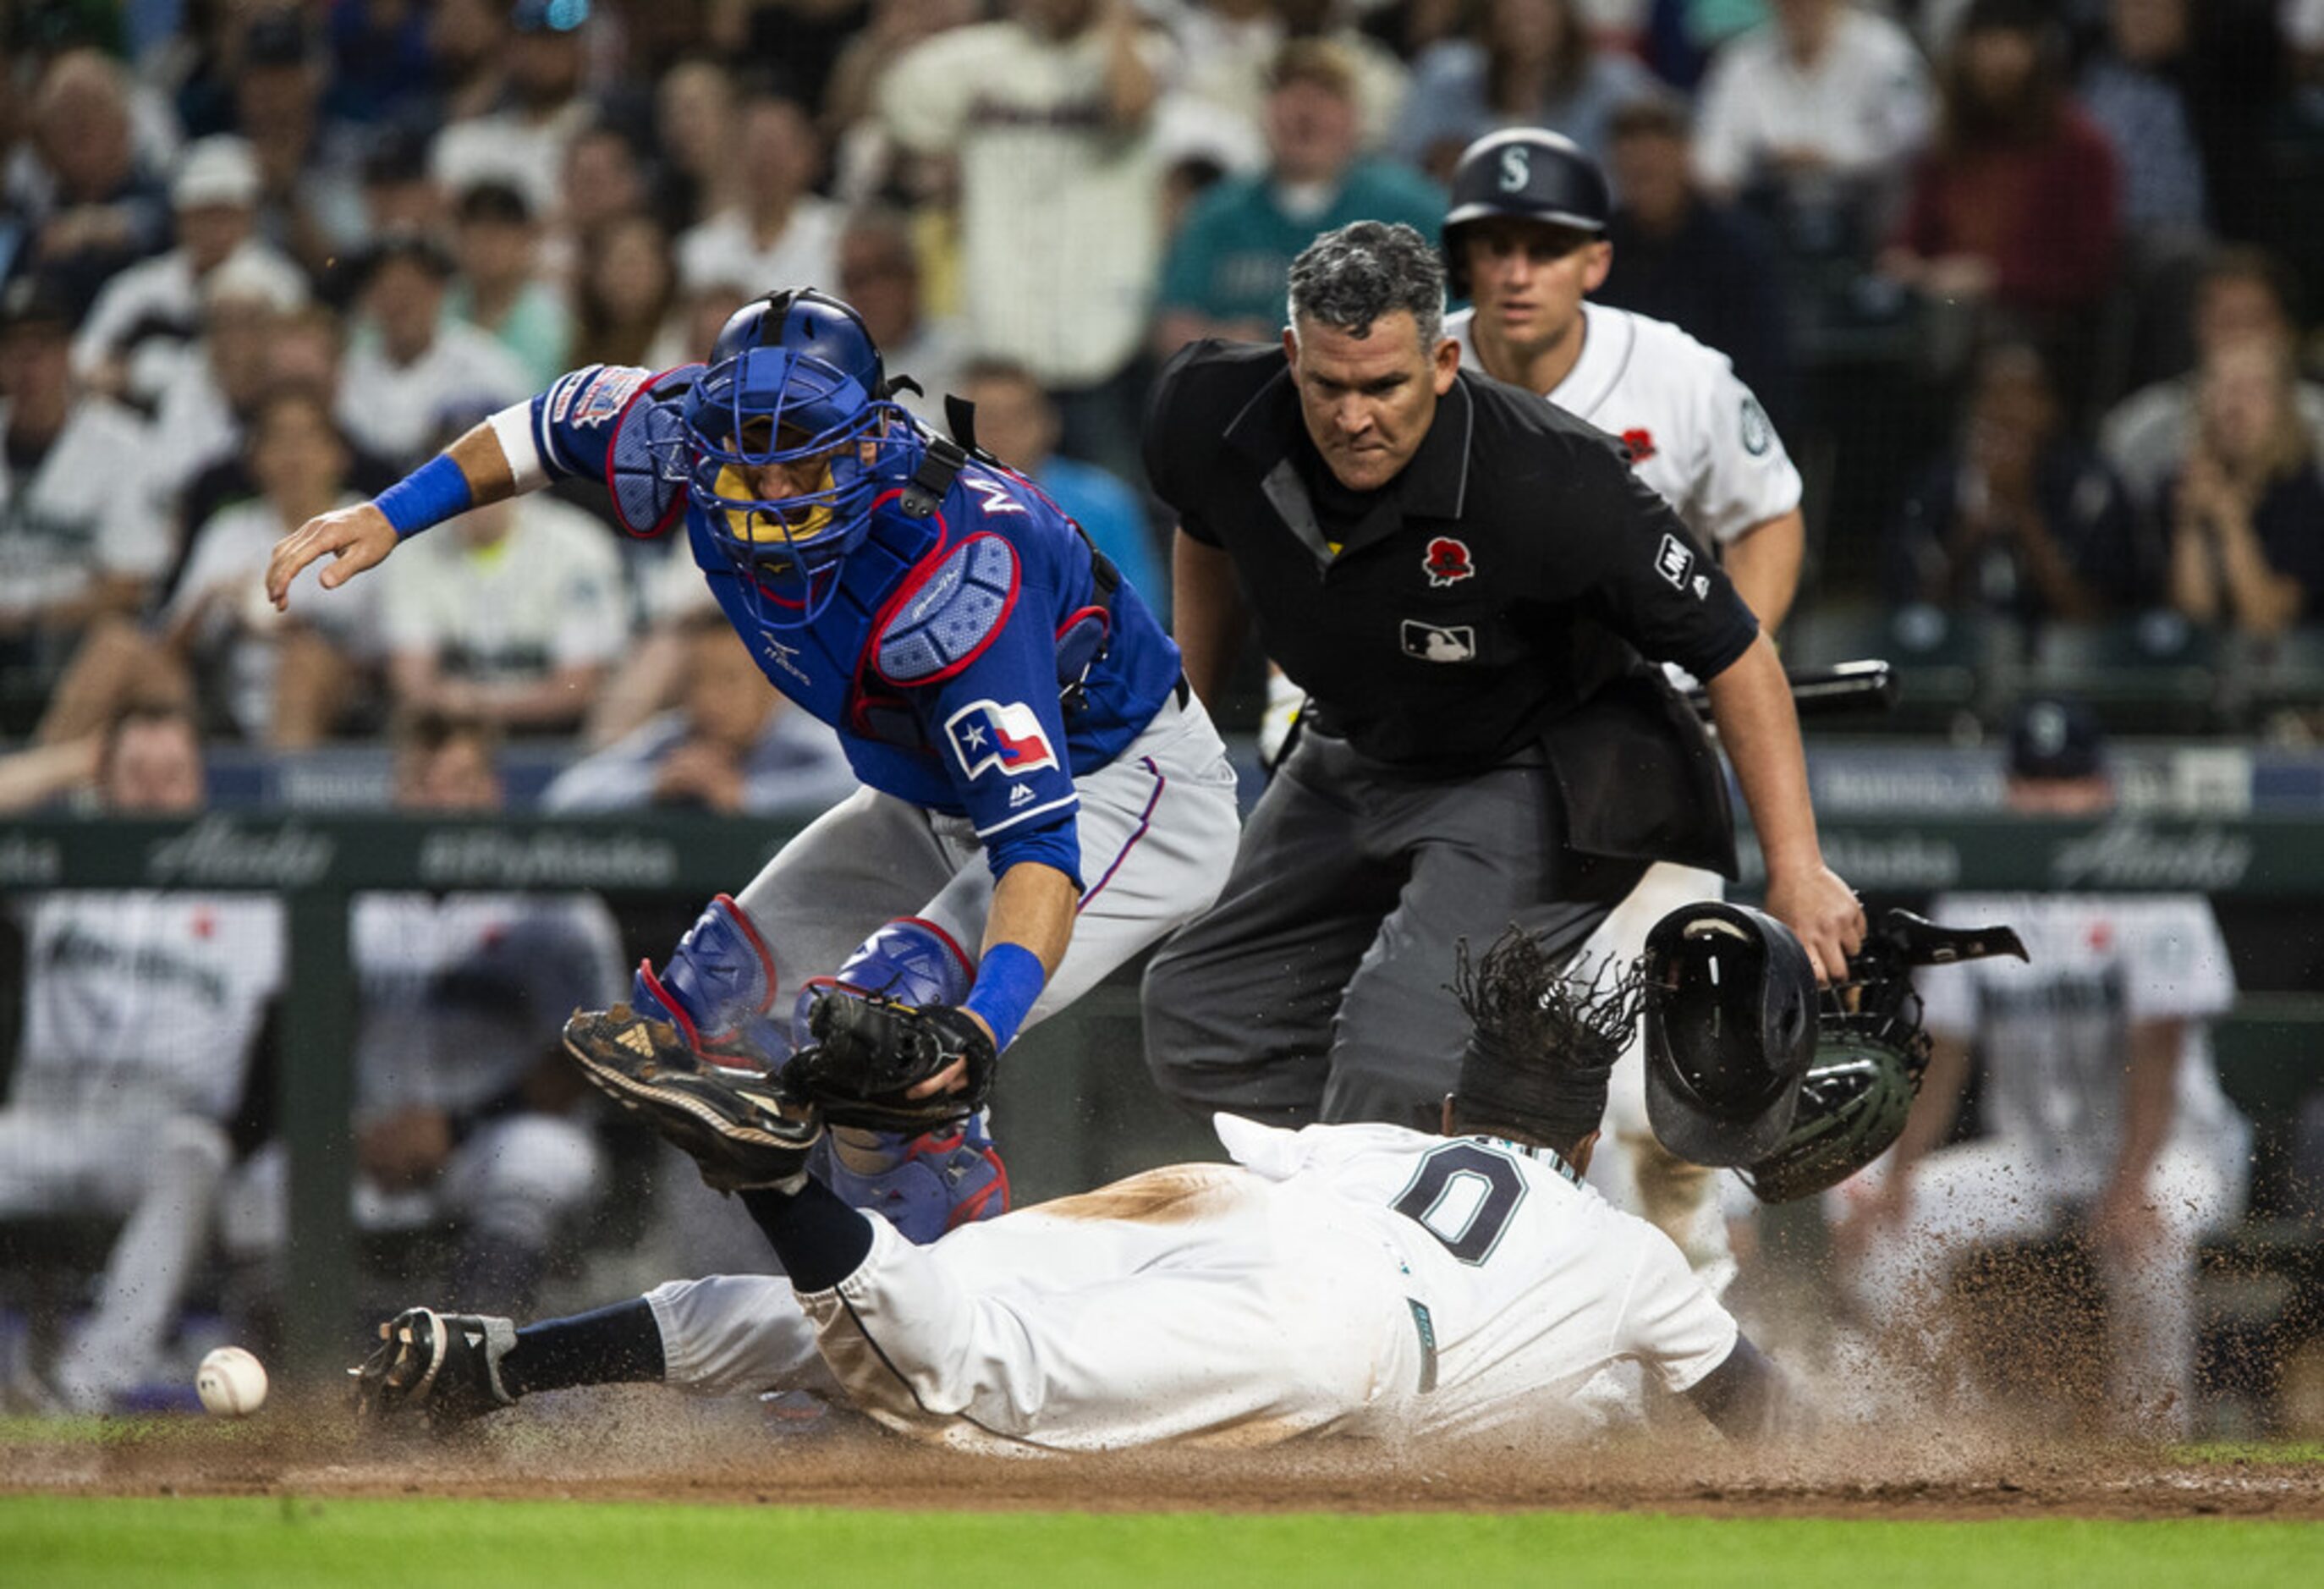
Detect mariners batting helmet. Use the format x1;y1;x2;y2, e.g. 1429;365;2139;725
1640;902;1818;1168
1441;129;1611;294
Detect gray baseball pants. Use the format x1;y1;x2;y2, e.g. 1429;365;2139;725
1142;730;1645;1131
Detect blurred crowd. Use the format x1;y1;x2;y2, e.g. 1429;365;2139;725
4;0;2324;1424
0;0;2320;766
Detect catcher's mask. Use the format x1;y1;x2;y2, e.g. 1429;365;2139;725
1641;901;1818;1168
1740;910;2027;1203
676;344;915;630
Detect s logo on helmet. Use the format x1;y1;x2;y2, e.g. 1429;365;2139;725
1497;146;1530;193
1422;536;1475;587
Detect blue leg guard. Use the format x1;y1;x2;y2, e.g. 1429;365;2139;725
633;894;791;1069
803;919;1012;1243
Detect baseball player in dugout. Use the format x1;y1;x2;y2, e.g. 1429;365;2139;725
1140;219;1860;1146
266;287;1240;1246
353;921;1800;1449
1442;126;1809;1291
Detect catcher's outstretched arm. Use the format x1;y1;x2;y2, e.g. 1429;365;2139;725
266;420;518;610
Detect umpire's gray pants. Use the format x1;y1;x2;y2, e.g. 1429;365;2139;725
1142;732;1645;1132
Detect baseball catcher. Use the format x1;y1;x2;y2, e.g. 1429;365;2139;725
1640;902;2029;1201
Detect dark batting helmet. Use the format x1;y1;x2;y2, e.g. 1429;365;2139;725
1640;902;1818;1168
1441;128;1611;294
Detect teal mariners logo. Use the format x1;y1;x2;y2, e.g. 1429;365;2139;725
1498;146;1530;192
1740;397;1774;457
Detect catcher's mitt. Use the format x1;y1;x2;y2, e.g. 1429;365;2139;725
779;988;997;1135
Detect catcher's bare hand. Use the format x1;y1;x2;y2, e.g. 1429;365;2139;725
268;501;398;610
1762;862;1865;987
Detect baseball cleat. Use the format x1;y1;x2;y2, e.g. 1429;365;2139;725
351;1307;516;1431
563;1004;823;1190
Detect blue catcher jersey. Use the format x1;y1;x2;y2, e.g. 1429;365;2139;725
523;363;1184;886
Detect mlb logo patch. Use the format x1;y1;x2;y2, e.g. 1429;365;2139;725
1621;428;1656;465
1655;533;1694;590
1400;620;1477;663
945;699;1058;779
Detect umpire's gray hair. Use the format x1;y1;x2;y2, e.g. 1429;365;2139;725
1285;221;1446;350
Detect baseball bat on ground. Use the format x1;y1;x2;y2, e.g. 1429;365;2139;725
1685;658;1897;720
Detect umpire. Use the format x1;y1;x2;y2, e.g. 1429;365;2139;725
1140;221;1862;1130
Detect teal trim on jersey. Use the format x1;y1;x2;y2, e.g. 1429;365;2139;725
1405;1298;1439;1394
1470;1134;1582;1186
1157;161;1448;329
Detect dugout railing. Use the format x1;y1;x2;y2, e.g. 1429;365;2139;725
3;808;2321;1390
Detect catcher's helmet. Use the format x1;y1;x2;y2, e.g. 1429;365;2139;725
1641;902;1818;1168
680;288;918;629
1441;129;1611;294
1739;910;2025;1203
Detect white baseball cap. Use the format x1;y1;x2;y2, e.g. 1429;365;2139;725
173;135;263;211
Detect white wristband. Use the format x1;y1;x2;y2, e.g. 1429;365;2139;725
487;402;547;493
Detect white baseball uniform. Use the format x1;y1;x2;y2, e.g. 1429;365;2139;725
1450;300;1804;1283
0;892;283;1409
642;1115;1740;1452
1839;893;2244;1434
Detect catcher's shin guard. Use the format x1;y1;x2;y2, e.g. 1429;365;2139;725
790;916;974;1047
632;894;791;1067
820;1112;1011;1245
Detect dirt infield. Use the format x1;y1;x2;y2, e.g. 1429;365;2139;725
6;1390;2321;1522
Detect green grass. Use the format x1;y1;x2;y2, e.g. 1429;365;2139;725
2;1498;2320;1588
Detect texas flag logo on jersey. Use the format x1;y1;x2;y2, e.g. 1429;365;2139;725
1423;536;1475;587
945;699;1058;780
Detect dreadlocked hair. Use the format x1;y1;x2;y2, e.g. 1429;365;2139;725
1448;925;1644;1152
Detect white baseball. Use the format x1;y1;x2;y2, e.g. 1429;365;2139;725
195;1345;268;1417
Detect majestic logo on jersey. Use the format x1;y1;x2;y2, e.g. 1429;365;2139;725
1655;533;1694;591
1401;620;1477;663
964;474;1027;515
1498;146;1530;193
1621;428;1656;465
1422;536;1475;587
945;699;1058;779
1740;397;1773;457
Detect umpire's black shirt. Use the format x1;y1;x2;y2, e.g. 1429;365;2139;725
1146;338;1758;874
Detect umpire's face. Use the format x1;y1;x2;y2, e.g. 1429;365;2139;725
1284;310;1461;492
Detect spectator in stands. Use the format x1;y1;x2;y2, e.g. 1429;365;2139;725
550;123;651;288
338;232;530;469
1690;0;1933;248
1393;0;1660;183
1832;696;2247;1438
879;0;1173;481
2102;247;2324;512
426;0;515;132
652;59;743;238
1887;339;2147;624
1157;41;1442;355
5;49;172;321
144;247;314;514
2165;338;2324;640
572;214;683;372
0;276;168;737
233;8;370;278
2078;0;2209;247
147;386;383;746
823;0;980;156
959;358;1167;610
448;181;571;389
1172;0;1413;155
380;445;627;737
430;0;596;220
70;135;307;410
0;702;284;1412
544;610;857;815
1879;0;2119;364
837;206;969;423
673;94;843;306
1599;91;1798;435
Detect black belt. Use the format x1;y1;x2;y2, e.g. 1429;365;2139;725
1173;673;1191;712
